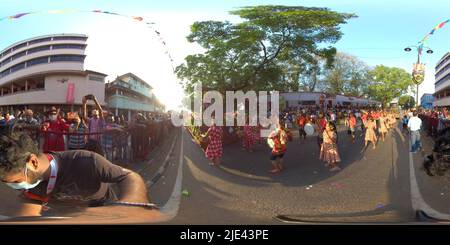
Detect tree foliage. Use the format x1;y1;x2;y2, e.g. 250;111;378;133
321;52;370;96
176;5;356;94
367;65;413;108
398;95;416;109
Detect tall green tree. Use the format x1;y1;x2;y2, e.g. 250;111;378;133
176;5;356;94
367;65;413;108
321;52;370;96
398;95;416;109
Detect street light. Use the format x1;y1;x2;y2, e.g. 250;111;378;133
404;45;434;108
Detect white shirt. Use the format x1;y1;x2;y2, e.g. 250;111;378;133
407;112;413;118
407;116;422;131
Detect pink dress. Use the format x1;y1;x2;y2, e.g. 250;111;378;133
205;125;223;160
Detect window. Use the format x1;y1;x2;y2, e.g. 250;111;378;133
11;51;27;60
36;79;45;89
10;62;25;73
89;75;104;82
27;45;51;54
52;44;86;50
27;56;49;67
1;49;11;57
12;42;27;51
50;55;85;62
28;37;51;45
52;36;87;41
0;69;10;78
1;57;12;66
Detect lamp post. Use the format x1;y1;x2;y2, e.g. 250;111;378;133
404;45;433;108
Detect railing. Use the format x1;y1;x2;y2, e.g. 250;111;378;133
1;119;174;165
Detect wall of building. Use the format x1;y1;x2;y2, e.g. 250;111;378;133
0;73;106;106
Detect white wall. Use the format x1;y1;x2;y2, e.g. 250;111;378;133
0;73;106;106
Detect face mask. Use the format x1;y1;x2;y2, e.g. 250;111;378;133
6;166;42;190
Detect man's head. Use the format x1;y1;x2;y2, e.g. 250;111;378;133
47;107;58;121
91;109;99;119
106;114;115;123
25;109;33;121
413;111;418;117
0;133;43;189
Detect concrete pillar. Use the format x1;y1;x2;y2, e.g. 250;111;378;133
11;83;13;94
128;110;131;122
115;107;118;116
71;104;74;112
25;80;28;91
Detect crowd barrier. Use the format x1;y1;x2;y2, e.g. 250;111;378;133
1;119;174;165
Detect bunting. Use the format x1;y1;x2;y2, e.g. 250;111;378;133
419;19;450;48
0;9;175;72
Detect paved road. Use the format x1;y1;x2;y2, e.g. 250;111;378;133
1;123;448;224
151;123;449;224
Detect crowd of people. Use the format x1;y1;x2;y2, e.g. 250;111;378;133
201;105;402;174
0;94;173;164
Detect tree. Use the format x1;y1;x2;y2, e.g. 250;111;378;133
176;5;356;94
321;52;370;96
398;95;415;109
367;65;413;108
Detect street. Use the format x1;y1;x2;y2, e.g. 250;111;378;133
148;123;449;224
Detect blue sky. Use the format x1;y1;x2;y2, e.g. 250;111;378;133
1;0;449;107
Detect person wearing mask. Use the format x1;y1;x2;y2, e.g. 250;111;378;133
0;132;161;220
82;94;105;156
408;111;422;153
41;107;69;152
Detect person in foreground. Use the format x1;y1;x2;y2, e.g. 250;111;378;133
0;132;163;221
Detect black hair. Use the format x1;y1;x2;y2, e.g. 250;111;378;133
0;133;39;179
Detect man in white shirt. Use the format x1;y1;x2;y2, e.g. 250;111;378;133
407;110;413;119
407;111;422;153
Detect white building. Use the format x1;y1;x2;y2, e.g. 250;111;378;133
434;52;450;107
281;92;375;108
0;33;107;114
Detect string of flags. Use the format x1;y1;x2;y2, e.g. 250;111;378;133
0;9;176;72
418;19;450;51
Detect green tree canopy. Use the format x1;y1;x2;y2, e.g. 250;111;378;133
398;95;416;109
176;5;356;94
367;65;413;108
321;52;370;96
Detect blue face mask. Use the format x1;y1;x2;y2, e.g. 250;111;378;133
6;166;42;190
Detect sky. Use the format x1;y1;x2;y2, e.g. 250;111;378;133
1;0;450;109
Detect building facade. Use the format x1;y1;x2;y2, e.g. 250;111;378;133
281;92;378;109
0;34;107;114
420;93;435;109
434;52;450;107
105;73;164;120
